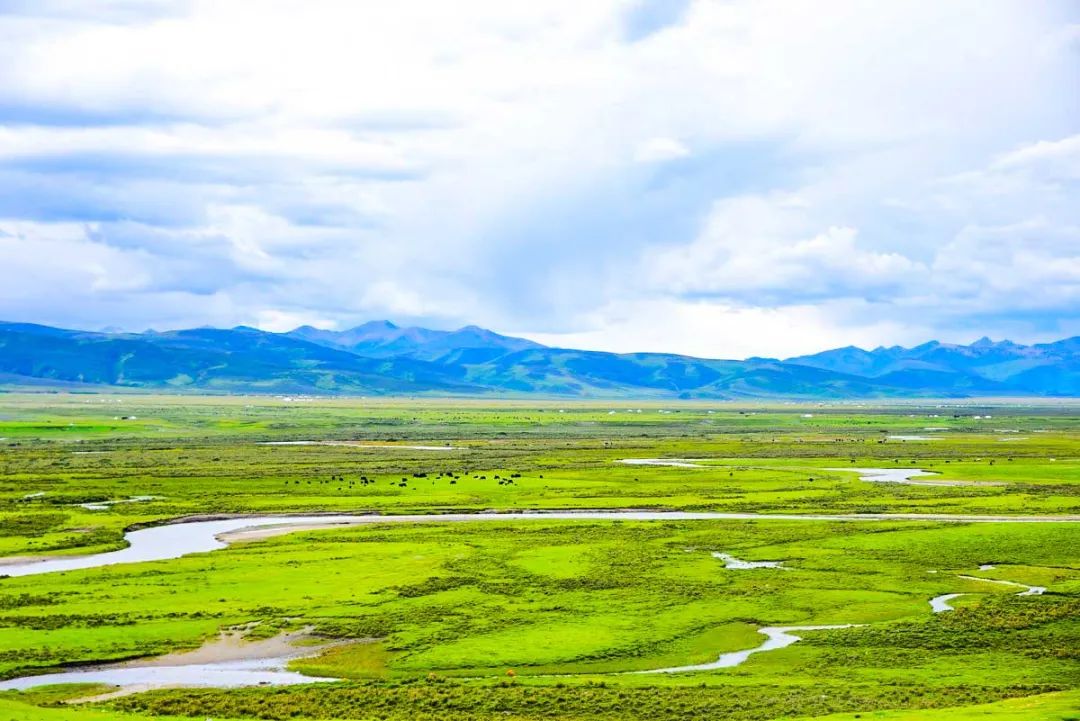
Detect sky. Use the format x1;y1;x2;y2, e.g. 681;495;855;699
0;0;1077;359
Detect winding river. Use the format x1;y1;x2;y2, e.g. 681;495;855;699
929;593;967;612
3;507;1075;579
616;461;1001;487
258;442;458;451
929;573;1044;613
0;466;1070;692
617;458;705;468
0;657;332;692
0;556;1046;692
637;625;857;674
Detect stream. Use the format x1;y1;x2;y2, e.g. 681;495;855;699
0;489;1067;691
0;657;332;692
636;625;857;674
3;508;1073;579
617;461;994;487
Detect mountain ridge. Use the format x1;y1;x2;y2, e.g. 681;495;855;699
785;335;1079;395
0;320;1075;398
286;321;544;363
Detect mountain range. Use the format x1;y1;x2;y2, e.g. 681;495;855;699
0;320;1076;398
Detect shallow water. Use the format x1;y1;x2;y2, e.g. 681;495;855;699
79;495;161;511
0;657;333;691
258;441;456;450
825;467;968;486
712;552;786;570
0;514;1058;689
638;625;855;673
2;510;1075;579
616;458;704;468
930;593;966;612
930;571;1046;615
0;515;360;577
620;461;971;487
956;574;1046;596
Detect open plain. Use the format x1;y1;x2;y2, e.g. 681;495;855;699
0;394;1076;720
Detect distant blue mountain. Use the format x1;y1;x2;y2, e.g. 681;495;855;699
0;322;477;394
0;321;1075;397
786;336;1080;396
288;321;542;362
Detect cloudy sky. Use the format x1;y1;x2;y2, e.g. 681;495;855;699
0;1;1077;358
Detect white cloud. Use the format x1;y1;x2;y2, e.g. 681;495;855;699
252;309;337;333
634;137;689;163
930;220;1080;313
0;220;151;295
646;194;922;300
0;1;1076;354
521;298;924;360
623;122;1080;351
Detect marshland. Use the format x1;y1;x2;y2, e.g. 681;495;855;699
0;394;1076;720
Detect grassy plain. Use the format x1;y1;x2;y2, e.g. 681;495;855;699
0;393;1076;720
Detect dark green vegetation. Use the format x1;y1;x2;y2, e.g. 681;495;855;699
108;683;1071;721
2;689;1079;721
0;394;1076;720
2;320;1077;396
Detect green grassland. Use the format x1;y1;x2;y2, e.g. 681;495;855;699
0;394;1076;720
3;689;1078;721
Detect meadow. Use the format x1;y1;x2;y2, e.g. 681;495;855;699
0;393;1076;720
